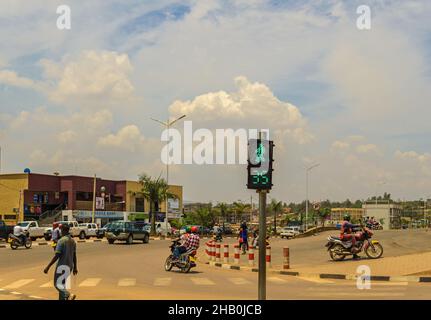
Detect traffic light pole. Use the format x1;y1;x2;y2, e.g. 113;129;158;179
258;189;267;300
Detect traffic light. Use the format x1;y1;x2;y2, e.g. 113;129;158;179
247;139;274;190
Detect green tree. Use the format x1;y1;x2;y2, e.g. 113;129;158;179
268;198;283;235
215;202;230;228
318;207;331;227
232;201;251;223
133;173;176;236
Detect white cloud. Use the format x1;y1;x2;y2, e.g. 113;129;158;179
98;125;145;151
395;150;431;163
332;140;350;149
169;76;314;145
58;130;78;143
0;70;40;90
355;144;380;154
43;51;135;105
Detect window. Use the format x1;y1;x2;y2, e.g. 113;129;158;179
136;198;145;212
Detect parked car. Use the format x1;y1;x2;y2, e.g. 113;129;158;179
106;221;150;244
280;226;301;239
16;221;47;241
79;223;99;238
0;220;14;241
141;222;172;236
96;223;112;239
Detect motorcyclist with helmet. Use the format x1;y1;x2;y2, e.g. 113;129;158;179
340;214;361;259
173;226;200;261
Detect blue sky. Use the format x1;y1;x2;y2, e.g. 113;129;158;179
1;0;431;202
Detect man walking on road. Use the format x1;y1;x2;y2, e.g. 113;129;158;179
44;224;78;300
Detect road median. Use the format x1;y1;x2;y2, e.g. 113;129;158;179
204;250;431;283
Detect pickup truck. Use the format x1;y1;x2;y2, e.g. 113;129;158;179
0;220;14;241
56;221;88;239
16;221;47;241
44;221;88;240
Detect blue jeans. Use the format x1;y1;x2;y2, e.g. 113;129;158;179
173;246;187;259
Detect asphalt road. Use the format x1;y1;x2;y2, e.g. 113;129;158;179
215;229;431;268
1;239;430;300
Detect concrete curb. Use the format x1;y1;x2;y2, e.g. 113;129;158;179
206;261;431;283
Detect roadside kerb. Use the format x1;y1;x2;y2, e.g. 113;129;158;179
205;261;431;283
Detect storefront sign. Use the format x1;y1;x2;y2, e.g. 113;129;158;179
73;210;124;219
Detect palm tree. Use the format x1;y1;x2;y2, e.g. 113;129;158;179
268;198;283;235
215;202;230;228
318;207;331;227
232;201;250;224
131;173;177;236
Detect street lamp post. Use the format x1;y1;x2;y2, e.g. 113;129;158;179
375;180;386;205
305;163;320;232
151;114;186;235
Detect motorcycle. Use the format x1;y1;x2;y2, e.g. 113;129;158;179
325;224;383;261
366;222;383;230
164;239;197;273
8;233;32;250
213;232;223;242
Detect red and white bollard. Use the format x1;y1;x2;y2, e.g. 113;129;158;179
216;243;221;262
266;246;271;268
248;246;255;267
223;244;229;264
209;241;214;261
211;241;216;261
234;244;240;265
205;242;211;258
283;247;290;269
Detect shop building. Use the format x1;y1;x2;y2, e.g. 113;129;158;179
0;172;183;225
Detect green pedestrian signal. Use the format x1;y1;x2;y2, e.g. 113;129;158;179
247;139;274;190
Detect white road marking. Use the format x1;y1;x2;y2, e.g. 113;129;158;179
3;279;35;289
153;278;172;286
228;278;252;285
369;282;408;286
78;278;102;287
29;296;44;299
118;278;136;287
191;277;215;285
316;281;409;287
267;277;288;284
296;276;334;284
40;282;53;288
305;292;405;297
10;291;22;295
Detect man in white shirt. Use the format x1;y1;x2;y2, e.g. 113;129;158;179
13;225;26;245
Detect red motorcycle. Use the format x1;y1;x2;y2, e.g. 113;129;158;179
325;225;383;261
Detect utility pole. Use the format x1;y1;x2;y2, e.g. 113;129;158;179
258;188;267;300
247;131;274;301
92;174;96;224
151;114;186;235
305;163;319;231
250;195;253;223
